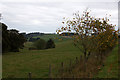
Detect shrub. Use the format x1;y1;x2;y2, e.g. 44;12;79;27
56;10;118;60
46;39;55;49
34;39;46;50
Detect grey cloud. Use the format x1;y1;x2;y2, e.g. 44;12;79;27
0;1;118;33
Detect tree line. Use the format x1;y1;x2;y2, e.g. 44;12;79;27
21;32;56;41
2;23;26;53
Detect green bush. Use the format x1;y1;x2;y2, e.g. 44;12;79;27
34;39;46;50
46;39;55;49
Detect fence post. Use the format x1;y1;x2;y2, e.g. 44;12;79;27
61;62;64;69
69;59;72;73
76;57;78;63
49;64;52;78
72;74;74;78
80;55;82;60
80;55;83;63
28;72;32;80
69;59;72;67
61;62;64;77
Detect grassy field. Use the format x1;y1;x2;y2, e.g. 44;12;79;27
2;39;82;78
94;44;118;78
2;35;118;78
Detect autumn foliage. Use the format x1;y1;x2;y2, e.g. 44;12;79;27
56;10;118;78
56;10;118;60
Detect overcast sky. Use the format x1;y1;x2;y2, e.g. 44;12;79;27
0;0;119;33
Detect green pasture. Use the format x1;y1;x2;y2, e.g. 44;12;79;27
95;44;118;78
2;39;81;78
2;35;118;78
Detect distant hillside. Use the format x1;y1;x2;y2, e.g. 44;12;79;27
20;32;56;40
60;32;78;36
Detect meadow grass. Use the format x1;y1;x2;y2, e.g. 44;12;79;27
2;39;82;78
2;37;118;78
94;44;118;78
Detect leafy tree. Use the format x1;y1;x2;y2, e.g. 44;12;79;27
2;23;11;53
56;10;118;67
7;29;26;52
46;39;55;49
34;39;46;50
2;23;26;53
